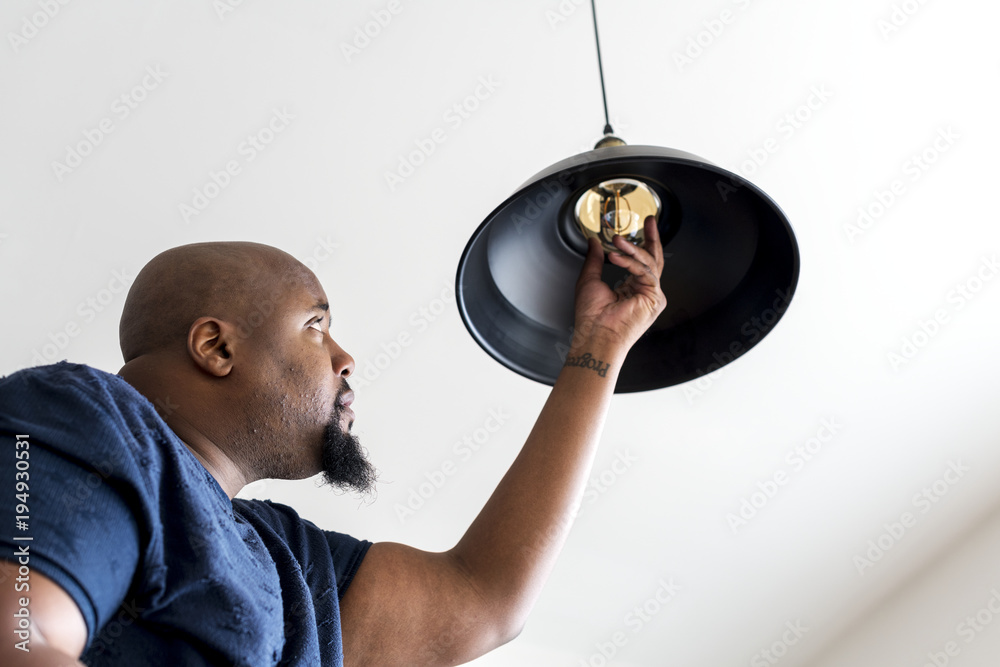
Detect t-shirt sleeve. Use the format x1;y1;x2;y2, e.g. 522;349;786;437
323;528;371;598
0;433;140;646
234;498;371;600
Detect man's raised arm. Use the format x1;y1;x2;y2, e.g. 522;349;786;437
340;217;667;666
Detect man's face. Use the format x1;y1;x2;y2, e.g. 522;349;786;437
239;266;376;495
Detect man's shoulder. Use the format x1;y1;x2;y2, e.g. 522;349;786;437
2;359;116;383
0;360;153;416
0;360;180;477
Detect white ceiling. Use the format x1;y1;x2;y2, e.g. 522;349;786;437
2;1;999;665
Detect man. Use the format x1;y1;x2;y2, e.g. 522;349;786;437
0;217;665;666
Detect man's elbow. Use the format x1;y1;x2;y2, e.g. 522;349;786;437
500;618;525;647
484;613;524;652
429;597;528;666
443;615;524;667
486;600;529;652
436;551;533;662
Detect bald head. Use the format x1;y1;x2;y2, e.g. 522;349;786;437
119;241;310;362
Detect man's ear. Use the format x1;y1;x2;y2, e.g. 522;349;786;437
186;316;238;377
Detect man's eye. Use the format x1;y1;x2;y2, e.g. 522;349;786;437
309;318;323;331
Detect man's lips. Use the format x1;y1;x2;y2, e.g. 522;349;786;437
337;390;354;409
340;406;355;425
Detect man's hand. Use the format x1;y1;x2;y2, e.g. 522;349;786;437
571;215;667;352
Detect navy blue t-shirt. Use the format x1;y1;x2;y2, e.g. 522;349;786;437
0;361;371;666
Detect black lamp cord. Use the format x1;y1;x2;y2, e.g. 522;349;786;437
590;0;614;136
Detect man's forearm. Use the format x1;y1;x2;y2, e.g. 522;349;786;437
449;336;629;635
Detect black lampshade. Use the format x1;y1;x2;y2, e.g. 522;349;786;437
455;143;799;393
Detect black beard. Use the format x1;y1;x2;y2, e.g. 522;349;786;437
319;403;377;496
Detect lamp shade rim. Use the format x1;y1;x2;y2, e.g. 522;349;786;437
456;143;800;393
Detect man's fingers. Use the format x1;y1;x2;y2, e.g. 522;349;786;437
610;235;660;284
576;236;605;290
607;247;657;287
643;215;664;267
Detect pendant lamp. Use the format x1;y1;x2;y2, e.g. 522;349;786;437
455;1;799;393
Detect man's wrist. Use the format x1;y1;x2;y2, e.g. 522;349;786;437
562;332;629;380
562;350;617;378
566;322;631;355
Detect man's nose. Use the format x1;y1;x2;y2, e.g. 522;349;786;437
328;338;355;377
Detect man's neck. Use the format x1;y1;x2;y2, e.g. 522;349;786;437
118;357;249;499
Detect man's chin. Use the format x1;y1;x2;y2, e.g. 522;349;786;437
320;462;377;497
320;419;377;496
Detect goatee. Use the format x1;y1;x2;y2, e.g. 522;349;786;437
320;403;377;497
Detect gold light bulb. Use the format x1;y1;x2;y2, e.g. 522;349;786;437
573;178;661;253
